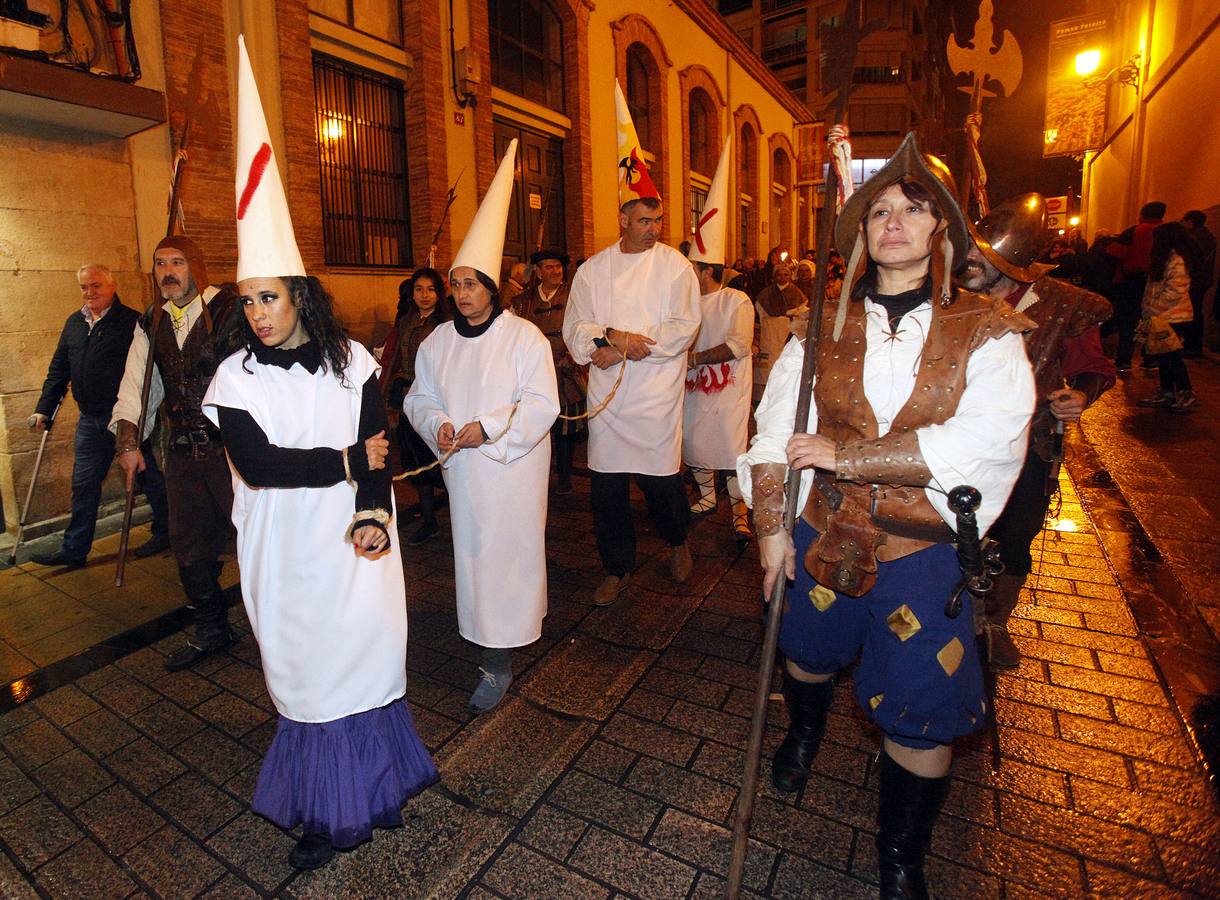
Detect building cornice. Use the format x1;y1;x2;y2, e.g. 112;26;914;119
669;0;814;123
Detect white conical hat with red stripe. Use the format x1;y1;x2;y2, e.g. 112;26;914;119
450;139;518;283
235;34;305;282
689;137;731;265
614;80;660;208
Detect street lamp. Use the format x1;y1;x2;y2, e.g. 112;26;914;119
1074;49;1102;77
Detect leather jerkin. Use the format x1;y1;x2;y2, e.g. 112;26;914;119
801;293;1034;596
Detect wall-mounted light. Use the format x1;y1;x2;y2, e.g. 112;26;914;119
1084;52;1141;91
1075;49;1102;77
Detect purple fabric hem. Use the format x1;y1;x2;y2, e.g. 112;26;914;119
251;696;439;849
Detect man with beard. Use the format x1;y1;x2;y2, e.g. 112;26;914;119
111;237;239;671
753;260;807;402
960;194;1115;668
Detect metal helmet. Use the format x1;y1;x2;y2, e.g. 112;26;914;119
922;153;960;200
835;133;969;268
971;193;1055;283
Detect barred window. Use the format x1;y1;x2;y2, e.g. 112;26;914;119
312;53;412;269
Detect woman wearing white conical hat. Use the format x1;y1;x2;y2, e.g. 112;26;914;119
404;140;560;713
201;36;436;871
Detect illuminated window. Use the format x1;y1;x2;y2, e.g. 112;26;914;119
312;53;412;268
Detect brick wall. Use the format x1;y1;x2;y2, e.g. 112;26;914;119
156;0;237;280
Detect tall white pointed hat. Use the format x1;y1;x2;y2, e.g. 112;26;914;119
450;139;518;283
614;80;660;208
688;137;731;265
235;34;305;282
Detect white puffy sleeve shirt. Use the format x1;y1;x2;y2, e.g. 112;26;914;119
737;300;1035;534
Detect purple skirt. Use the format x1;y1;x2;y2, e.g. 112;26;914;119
251;697;438;848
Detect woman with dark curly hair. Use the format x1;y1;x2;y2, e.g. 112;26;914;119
200;37;436;871
376;268;451;542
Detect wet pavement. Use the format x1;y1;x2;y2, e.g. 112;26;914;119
0;363;1219;897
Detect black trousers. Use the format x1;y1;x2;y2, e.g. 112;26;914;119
590;470;689;576
165;447;233;567
1157;324;1193;392
989;450;1053;579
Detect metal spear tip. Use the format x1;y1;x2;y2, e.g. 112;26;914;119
948;485;982;514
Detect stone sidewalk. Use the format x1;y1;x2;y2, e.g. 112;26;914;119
0;404;1219;896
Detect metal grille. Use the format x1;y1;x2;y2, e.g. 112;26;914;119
312;53;412;268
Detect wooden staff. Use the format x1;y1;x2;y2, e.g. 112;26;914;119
426;169;464;270
114;121;192;587
726;4;873;893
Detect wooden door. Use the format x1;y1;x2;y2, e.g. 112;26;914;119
494;120;566;264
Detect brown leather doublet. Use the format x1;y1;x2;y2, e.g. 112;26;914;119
802;293;1034;568
1020;277;1112;460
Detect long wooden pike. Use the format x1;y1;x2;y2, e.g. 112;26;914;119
114;119;193;588
427;168;465;269
726;2;880;894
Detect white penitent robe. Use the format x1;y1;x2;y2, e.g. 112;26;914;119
202;343;407;723
563;242;701;476
737;299;1035;535
683;287;754;471
403;312;559;648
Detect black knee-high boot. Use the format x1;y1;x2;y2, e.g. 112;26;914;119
875;750;952;900
771;672;835;792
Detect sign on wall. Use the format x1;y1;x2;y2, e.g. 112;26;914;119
1043;14;1110;157
795;123;824;185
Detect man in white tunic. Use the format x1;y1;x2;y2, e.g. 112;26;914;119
682;139;753;541
562;85;700;606
405;141;560;713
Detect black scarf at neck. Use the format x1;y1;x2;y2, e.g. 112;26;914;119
872;285;931;333
454;302;503;338
251;339;322;373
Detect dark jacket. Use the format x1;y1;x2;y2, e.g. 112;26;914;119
36;298;140;419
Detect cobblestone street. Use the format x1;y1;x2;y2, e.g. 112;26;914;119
1;362;1219;898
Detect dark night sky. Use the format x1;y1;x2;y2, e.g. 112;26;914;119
939;0;1088;206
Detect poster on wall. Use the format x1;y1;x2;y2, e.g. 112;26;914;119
1043;14;1110;157
796;123;824;185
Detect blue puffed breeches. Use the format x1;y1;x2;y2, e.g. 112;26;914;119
780;519;987;750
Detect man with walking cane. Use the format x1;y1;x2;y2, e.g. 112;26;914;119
735;135;1035;898
111;237;238;671
26;265;169;569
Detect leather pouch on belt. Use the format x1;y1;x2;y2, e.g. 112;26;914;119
805;502;882;597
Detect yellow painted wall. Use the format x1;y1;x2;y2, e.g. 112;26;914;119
1081;0;1220;236
582;0;803;254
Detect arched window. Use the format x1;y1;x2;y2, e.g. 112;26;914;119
626;44;653;150
772;146;792;247
489;0;565;111
688;88;714;176
738;122;757;257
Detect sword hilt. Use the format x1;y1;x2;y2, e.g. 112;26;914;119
946;485;983;618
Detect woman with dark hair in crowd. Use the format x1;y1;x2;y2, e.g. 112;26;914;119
377;268;451;543
202;38;436;870
1138;222;1198;412
404;141;559;714
740;134;1034;898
